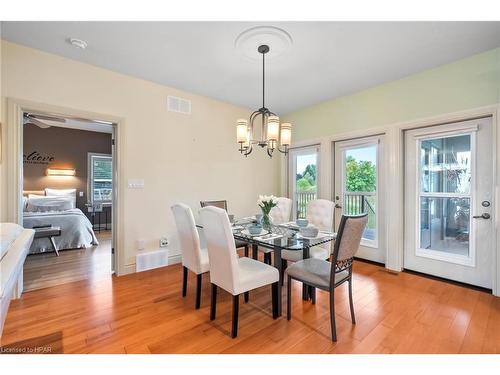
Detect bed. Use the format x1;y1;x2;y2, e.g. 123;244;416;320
22;189;99;254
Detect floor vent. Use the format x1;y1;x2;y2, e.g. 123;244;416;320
136;250;168;272
167;95;191;114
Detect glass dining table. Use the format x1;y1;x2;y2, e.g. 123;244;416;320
197;217;337;316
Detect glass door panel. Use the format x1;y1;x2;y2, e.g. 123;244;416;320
288;146;319;220
417;134;471;260
343;145;377;242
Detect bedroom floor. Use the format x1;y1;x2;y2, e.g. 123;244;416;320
23;230;112;291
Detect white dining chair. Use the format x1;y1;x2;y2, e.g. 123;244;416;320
281;199;335;265
171;203;209;309
258;197;292;265
199;206;279;338
200;199;250;257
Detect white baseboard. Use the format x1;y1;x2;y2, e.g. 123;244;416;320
120;253;181;276
168;254;182;265
122;263;136;275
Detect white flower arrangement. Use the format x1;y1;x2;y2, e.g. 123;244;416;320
257;195;278;225
257;195;278;207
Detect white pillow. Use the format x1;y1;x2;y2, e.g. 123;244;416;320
45;188;76;208
26;195;73;212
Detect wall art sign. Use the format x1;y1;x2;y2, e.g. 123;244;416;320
23;151;55;165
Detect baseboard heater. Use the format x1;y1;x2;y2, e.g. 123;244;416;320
136;250;169;272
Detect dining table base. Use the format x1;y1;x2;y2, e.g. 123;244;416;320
249;243;315;316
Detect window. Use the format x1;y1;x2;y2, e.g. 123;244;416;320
418;134;472;258
88;153;113;204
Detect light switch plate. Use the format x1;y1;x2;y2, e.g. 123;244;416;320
128;179;145;189
79;191;84;197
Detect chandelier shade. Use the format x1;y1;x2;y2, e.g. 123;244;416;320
267;116;280;142
236;44;292;158
280;123;292;146
236;119;248;143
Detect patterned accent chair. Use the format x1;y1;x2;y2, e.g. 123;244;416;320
286;214;368;341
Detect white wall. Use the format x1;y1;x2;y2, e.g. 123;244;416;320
0;40;280;273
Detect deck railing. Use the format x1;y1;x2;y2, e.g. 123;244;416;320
295;191;376;240
344;192;376;239
295;191;317;218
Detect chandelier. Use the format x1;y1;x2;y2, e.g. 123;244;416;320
236;44;292;158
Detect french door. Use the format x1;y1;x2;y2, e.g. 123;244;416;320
404;118;494;288
334;136;386;263
288;145;320;220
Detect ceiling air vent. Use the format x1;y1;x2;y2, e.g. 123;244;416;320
167;95;191;115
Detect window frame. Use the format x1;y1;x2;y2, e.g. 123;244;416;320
88;152;113;206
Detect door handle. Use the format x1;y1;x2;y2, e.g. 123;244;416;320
473;213;491;219
335;204;342;209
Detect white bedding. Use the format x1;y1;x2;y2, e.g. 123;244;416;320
23;208;99;254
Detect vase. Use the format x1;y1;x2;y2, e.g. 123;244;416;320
261;212;272;229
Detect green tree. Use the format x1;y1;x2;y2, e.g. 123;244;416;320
303;164;316;185
296;163;317;192
297;177;314;191
346;156;376;192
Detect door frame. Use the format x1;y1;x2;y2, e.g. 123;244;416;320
280;104;500;296
5;98;126;276
333;135;385;261
395;106;499;295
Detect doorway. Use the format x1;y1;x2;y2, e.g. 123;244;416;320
288;145;320;219
403;117;494;288
334;135;386;263
21;112;116;290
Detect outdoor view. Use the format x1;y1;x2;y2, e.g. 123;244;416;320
295;153;317;218
344;146;377;241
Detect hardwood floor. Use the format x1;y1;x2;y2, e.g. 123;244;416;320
23;231;112;292
1;258;499;353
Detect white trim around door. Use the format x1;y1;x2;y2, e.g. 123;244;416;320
404;117;494;288
333;134;386;264
5;98;127;276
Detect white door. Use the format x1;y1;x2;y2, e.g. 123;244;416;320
334;136;386;263
404;118;494;288
288;145;320;220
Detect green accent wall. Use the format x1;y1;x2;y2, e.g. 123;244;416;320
284;48;500;142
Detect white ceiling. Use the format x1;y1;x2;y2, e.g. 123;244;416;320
2;22;500;114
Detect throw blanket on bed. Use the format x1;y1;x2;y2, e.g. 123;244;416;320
23;209;99;254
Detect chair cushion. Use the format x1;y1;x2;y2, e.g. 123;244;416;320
233;257;279;295
185;247;210;274
281;246;331;262
286;258;349;289
235;239;248;249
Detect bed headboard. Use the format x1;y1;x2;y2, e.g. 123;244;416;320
23;190;45;197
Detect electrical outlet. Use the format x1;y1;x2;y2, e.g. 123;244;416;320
160;237;168;247
136;239;145;251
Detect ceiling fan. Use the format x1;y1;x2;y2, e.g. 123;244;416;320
23;113;114;129
23;113;65;128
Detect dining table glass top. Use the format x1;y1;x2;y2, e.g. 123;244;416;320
197;216;337;251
